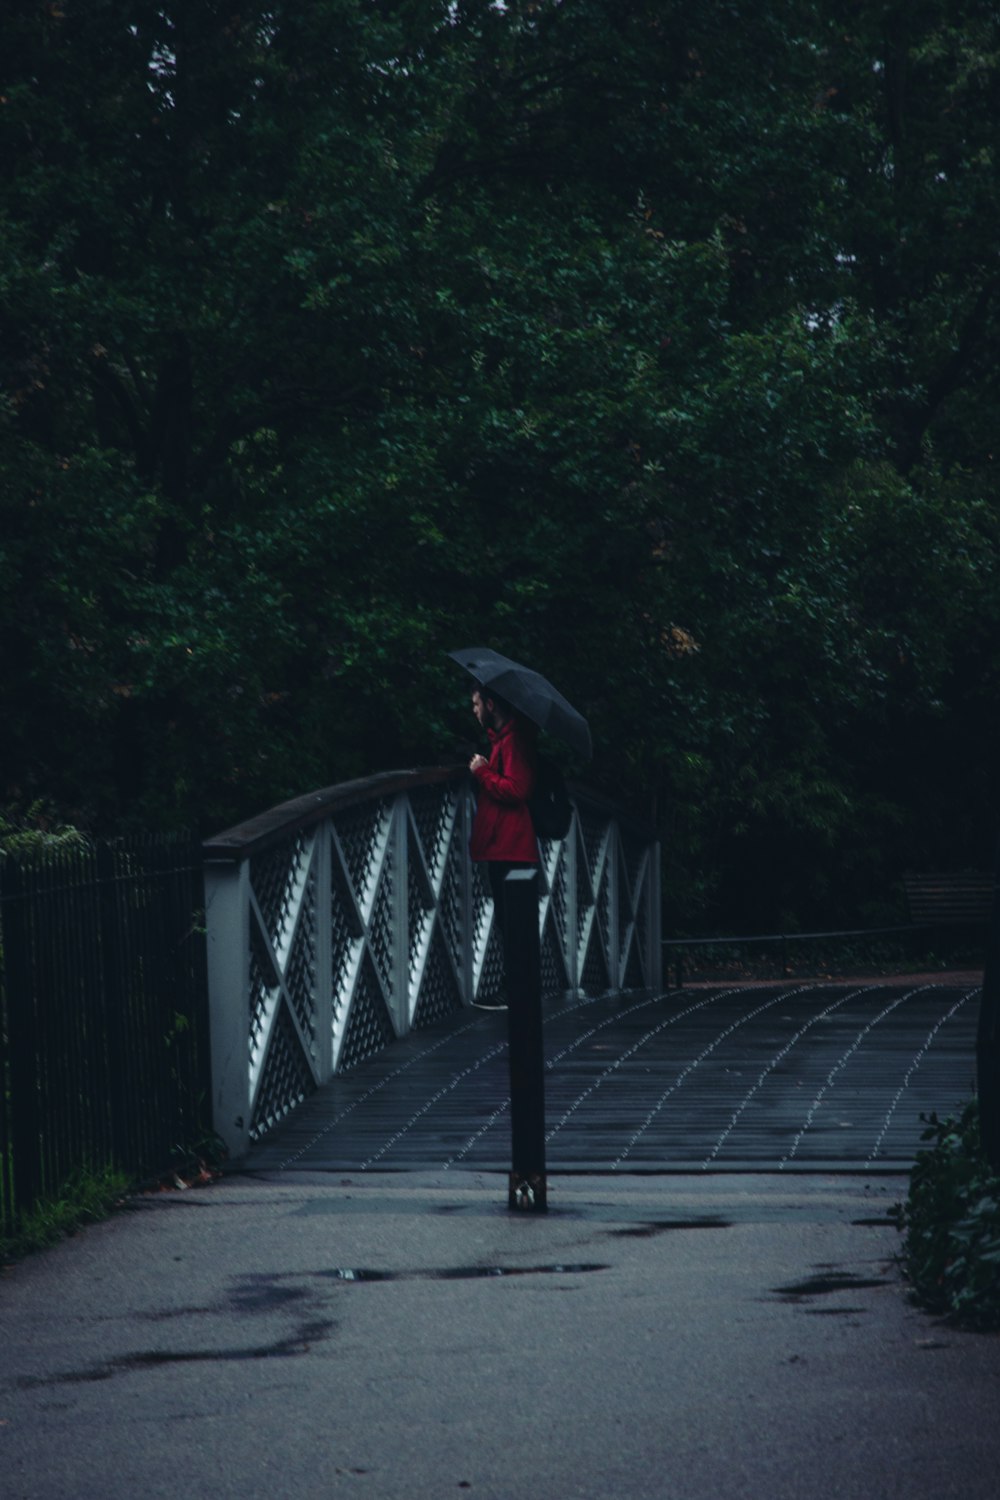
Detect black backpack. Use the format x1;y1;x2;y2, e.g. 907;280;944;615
529;753;573;841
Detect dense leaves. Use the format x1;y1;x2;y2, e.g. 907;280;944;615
892;1102;1000;1330
2;1;999;929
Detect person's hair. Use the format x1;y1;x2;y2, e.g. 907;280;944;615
474;681;513;717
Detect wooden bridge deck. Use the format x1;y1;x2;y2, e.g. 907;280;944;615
246;979;981;1175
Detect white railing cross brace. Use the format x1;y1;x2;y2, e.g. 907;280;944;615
203;768;660;1158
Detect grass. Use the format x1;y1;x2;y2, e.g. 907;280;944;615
0;1164;133;1265
0;1129;226;1266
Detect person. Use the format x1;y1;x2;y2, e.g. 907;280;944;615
467;683;539;1007
468;681;548;1209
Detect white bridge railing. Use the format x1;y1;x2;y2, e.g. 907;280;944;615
203;768;661;1159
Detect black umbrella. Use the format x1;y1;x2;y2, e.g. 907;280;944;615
448;645;592;760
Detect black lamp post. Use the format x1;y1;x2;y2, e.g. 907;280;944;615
503;868;547;1211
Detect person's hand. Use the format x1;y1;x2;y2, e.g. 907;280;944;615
470;754;488;773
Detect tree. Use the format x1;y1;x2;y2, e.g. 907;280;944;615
2;1;999;932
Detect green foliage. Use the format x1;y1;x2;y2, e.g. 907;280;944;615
891;1101;1000;1330
0;801;88;855
2;1;1000;928
0;1165;131;1264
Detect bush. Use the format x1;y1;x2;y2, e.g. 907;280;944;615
891;1100;1000;1330
0;800;88;856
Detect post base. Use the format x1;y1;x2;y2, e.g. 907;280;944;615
508;1172;547;1213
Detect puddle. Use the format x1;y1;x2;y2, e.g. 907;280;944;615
802;1306;867;1316
609;1218;732;1237
120;1323;331;1365
230;1282;312;1313
771;1273;888;1301
321;1263;609;1283
17;1320;335;1387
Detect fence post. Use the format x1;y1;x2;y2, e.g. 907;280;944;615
203;857;251;1161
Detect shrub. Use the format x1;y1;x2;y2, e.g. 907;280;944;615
891;1100;1000;1330
0;800;88;856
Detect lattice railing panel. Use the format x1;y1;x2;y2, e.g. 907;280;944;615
284;864;318;1053
412;924;464;1030
339;951;395;1072
439;832;465;963
597;854;612;959
578;807;607;884
470;858;496;998
250;1002;314;1141
477;923;506;1006
541;908;570;995
575;839;594;950
581;921;611;995
250;833;311;952
248;936;277;1058
368;866;396;1003
409;785;452;884
622;932;646;991
407;836;434;915
205;770;660;1153
547;848;570;955
335;801;390;915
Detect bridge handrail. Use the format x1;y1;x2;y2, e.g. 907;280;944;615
203;768;661;1160
203;767;463;862
204;766;657;859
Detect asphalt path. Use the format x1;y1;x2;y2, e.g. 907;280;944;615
2;1171;999;1499
2;974;996;1499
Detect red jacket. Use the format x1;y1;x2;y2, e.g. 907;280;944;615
469;716;539;864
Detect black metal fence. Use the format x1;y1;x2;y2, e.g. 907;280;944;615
663;922;986;987
0;836;212;1236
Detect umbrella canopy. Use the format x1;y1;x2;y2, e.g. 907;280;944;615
448;645;592;760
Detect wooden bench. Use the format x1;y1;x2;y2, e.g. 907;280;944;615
903;871;994;929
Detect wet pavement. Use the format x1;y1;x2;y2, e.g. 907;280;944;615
2;1170;999;1499
249;978;981;1174
2;975;996;1500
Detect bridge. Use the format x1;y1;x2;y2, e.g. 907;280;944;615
203;769;980;1176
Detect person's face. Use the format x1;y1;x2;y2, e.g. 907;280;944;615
472;689;491;729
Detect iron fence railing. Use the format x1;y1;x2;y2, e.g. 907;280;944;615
203;767;661;1159
0;838;211;1236
663;925;922;987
